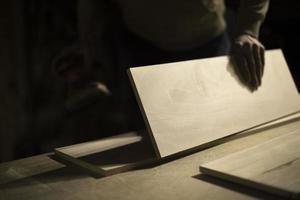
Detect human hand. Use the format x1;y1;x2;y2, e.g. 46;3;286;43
52;45;111;112
230;34;265;91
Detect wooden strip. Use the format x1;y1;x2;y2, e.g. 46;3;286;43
128;49;300;158
54;132;157;177
55;132;142;158
54;149;108;177
200;129;300;199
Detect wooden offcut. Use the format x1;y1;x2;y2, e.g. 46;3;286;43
200;130;300;199
54;132;156;177
128;49;300;158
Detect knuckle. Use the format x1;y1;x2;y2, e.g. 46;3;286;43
233;41;243;48
242;43;251;53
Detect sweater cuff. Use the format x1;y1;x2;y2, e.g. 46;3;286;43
236;16;264;38
236;0;269;38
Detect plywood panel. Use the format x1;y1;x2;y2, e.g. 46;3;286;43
128;49;300;158
54;132;157;177
55;132;143;158
200;130;300;199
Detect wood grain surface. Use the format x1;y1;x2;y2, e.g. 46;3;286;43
54;132;156;177
128;49;300;158
200;129;300;199
55;132;143;158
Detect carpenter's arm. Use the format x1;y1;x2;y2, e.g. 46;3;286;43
230;0;269;91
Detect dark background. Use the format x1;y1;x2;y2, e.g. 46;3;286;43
0;1;299;162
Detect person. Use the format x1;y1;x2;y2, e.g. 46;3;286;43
53;0;269;129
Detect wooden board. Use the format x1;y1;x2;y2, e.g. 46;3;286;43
128;49;300;158
54;132;157;177
200;129;300;199
55;132;143;158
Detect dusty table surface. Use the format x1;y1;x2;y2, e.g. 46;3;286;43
1;119;300;200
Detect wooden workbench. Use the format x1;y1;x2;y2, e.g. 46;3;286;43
1;118;300;200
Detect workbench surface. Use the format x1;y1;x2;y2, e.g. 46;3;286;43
1;118;300;200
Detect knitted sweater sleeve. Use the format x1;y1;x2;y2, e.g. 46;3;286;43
236;0;270;38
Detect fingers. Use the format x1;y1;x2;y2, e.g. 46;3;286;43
231;52;251;85
260;45;265;77
243;43;260;89
231;35;266;91
252;44;262;85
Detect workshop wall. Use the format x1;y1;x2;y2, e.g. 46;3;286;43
0;1;18;162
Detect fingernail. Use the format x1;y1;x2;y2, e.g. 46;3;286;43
253;84;258;91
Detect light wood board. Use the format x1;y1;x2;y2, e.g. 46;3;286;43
200;129;300;199
54;132;157;177
55;132;142;158
128;49;300;158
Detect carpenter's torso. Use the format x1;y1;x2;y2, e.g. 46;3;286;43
113;0;226;51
